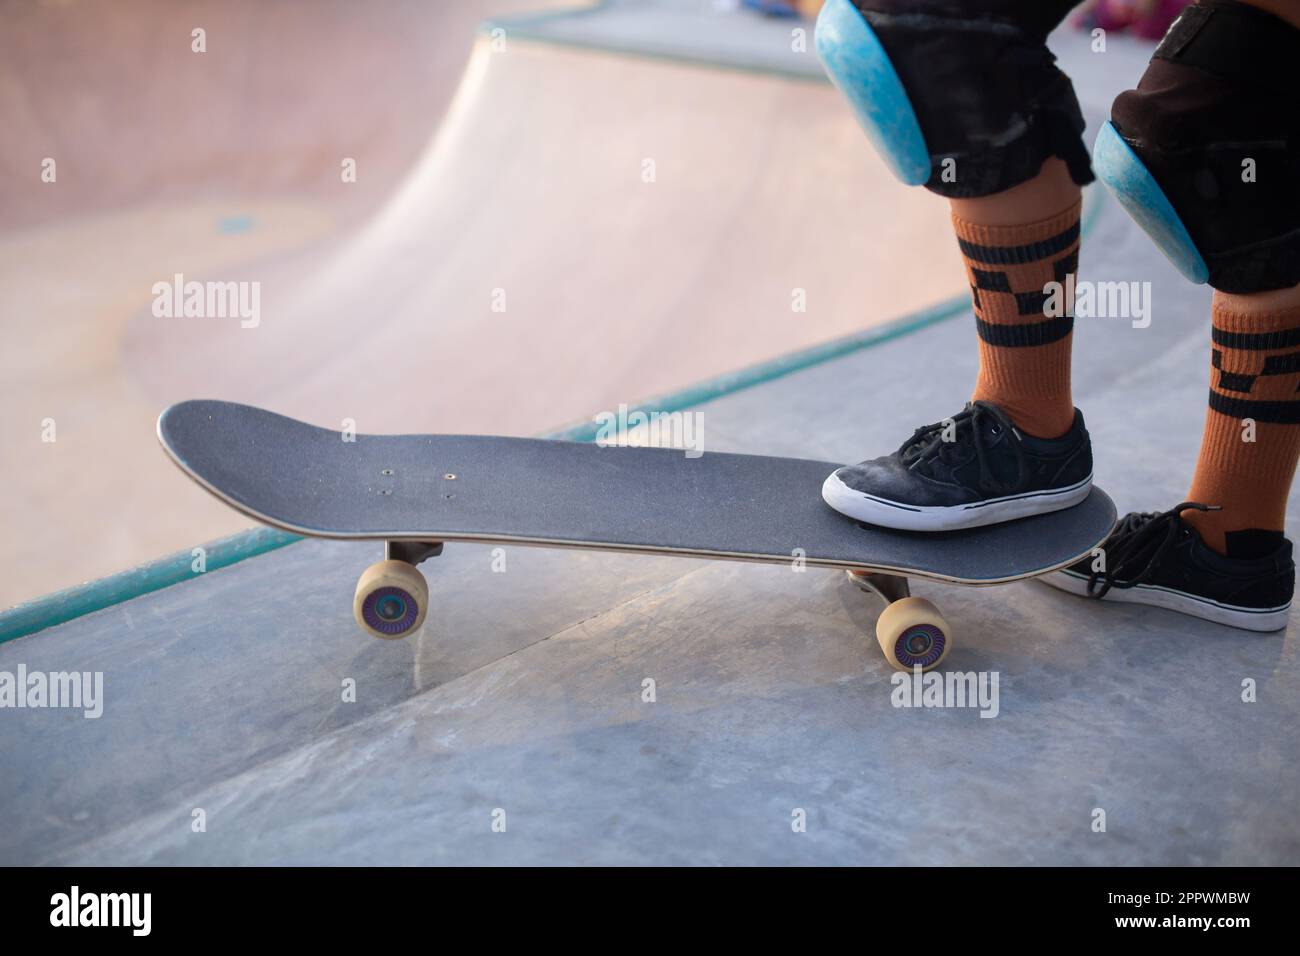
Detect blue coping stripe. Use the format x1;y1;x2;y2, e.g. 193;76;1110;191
0;528;300;645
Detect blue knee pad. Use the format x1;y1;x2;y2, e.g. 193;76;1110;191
1092;122;1210;285
814;0;929;186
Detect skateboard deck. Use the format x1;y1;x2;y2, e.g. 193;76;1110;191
159;400;1116;670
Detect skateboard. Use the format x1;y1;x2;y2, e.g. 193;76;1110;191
157;400;1117;671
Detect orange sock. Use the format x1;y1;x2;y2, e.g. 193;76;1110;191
1183;300;1300;555
952;201;1081;439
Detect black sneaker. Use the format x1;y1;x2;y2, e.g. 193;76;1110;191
1042;502;1294;632
821;401;1093;531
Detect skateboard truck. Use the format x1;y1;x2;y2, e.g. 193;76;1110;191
846;570;909;604
352;541;443;640
385;540;443;566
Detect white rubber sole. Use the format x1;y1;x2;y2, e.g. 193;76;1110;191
1041;568;1291;633
821;471;1093;532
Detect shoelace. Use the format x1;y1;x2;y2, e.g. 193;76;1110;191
899;401;1028;497
1084;501;1216;598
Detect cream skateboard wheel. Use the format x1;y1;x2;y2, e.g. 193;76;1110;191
875;596;950;671
353;560;428;639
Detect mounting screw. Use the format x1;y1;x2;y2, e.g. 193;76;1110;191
381;468;394;476
444;473;457;480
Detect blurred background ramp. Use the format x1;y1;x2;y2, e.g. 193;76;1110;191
1;0;957;605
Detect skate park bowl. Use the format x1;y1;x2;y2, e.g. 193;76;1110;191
1;0;962;606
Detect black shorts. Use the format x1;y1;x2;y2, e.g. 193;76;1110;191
849;0;1090;198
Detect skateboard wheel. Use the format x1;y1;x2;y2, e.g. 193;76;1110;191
875;597;950;671
353;559;428;639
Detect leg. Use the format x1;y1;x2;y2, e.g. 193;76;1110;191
949;160;1081;439
816;0;1096;530
1176;0;1300;558
1183;285;1300;556
1099;0;1300;556
1043;0;1299;627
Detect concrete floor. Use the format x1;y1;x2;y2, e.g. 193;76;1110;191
1;8;1296;866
